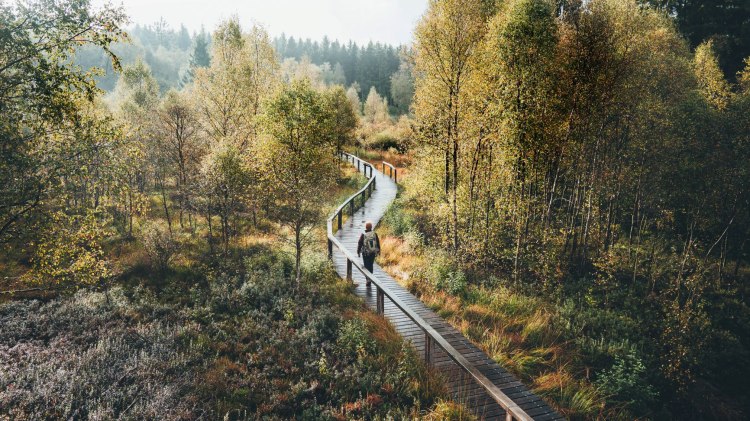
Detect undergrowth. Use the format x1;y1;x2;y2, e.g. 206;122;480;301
377;197;656;421
0;162;476;420
0;248;451;419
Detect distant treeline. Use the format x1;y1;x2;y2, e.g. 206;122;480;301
273;35;402;103
74;22;407;108
75;21;200;92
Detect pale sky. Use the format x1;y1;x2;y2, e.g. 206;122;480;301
96;0;428;46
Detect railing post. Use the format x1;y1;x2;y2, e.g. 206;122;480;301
357;160;360;172
506;413;513;421
376;287;384;314
328;239;333;260
349;200;354;216
424;331;432;366
346;258;352;281
394;168;397;183
337;211;342;230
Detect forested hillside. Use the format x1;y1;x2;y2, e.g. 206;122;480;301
273;35;408;109
373;0;750;419
74;21;202;91
74;23;413;115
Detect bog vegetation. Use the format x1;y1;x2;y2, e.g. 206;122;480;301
372;0;750;419
2;0;749;420
0;0;444;418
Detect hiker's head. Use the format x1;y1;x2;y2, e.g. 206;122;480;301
365;221;373;231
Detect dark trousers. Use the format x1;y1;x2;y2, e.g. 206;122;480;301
362;254;375;273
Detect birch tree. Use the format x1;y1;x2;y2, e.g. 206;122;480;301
259;80;337;284
413;0;487;251
156;91;204;229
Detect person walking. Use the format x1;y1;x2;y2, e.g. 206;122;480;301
357;221;380;286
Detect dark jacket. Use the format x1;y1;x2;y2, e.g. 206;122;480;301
357;230;380;256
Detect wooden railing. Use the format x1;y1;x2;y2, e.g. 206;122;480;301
381;161;397;183
327;152;534;421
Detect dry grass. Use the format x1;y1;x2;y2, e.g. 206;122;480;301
422;399;478;420
359;310;402;351
376;230;612;419
353;148;413;179
378;236;410;268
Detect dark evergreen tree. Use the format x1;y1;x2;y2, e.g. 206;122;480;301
273;36;401;104
181;30;211;86
643;0;750;80
177;24;191;51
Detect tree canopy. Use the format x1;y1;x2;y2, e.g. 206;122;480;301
643;0;750;80
259;79;339;283
409;0;750;417
0;0;126;244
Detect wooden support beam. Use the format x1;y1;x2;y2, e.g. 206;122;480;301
424;331;433;366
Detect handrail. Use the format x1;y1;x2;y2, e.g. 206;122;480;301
327;152;533;421
327;152;377;239
381;161;398;183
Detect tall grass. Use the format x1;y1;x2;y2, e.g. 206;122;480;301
375;199;647;420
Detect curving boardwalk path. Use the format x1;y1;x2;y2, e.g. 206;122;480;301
330;158;565;421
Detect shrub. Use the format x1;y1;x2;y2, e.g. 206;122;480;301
0;289;200;420
1;248;447;419
336;318;376;358
383;199;418;237
28;211;111;290
141;222;178;271
368;131;400;151
429;253;468;297
595;349;658;413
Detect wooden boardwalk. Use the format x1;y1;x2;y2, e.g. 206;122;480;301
329;157;565;421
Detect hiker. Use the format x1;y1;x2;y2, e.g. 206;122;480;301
357;221;380;284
